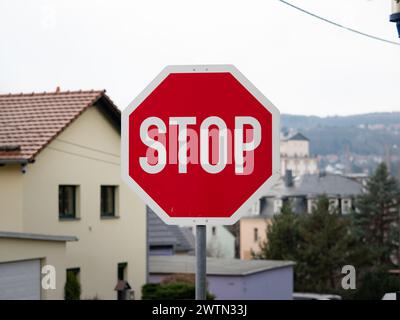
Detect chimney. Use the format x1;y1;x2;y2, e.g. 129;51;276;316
284;169;293;187
55;86;60;93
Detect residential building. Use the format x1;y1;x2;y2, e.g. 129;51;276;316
240;171;363;259
239;217;272;260
0;90;147;299
149;255;294;300
280;132;318;177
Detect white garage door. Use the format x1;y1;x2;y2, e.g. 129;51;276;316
0;259;41;300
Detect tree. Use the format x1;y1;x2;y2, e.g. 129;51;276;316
64;271;81;300
354;162;400;267
255;202;301;262
256;198;368;294
296;197;366;293
353;269;400;300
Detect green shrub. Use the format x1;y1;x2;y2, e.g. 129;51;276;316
352;270;400;300
142;282;215;300
64;271;81;300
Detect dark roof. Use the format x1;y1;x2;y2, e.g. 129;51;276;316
147;208;194;253
0;231;77;242
265;173;363;198
0;90;120;163
149;255;295;276
287;132;309;141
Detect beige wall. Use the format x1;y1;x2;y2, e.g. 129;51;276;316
281;157;319;177
280;140;309;157
0;238;67;300
0;165;23;232
240;218;271;260
1;105;147;299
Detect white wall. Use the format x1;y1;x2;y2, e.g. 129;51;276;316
280;140;309;157
206;225;235;259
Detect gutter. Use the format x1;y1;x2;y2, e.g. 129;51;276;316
0;159;30;165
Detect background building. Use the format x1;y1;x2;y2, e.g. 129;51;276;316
240;171;363;260
280;132;319;177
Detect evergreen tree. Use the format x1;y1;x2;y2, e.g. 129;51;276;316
256;197;368;294
354;162;400;267
296;197;365;293
64;271;81;300
255;202;302;262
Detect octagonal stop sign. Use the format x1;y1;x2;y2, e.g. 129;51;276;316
122;65;280;225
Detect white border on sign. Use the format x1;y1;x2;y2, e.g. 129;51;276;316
121;65;280;225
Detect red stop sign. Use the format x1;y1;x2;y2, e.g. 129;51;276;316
122;65;280;225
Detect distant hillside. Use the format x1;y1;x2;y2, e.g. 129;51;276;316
281;112;400;156
281;112;400;129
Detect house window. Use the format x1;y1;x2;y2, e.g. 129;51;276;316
59;185;77;219
341;199;352;214
329;199;339;213
212;226;216;236
274;198;283;214
254;228;258;242
101;186;117;217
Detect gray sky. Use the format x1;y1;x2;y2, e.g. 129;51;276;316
0;0;399;116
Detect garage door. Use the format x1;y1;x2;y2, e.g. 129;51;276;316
0;259;41;300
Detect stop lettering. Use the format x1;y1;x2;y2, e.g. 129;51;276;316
139;116;261;175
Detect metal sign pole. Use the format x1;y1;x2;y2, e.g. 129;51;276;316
195;225;206;300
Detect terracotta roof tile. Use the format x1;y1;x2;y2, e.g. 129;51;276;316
0;90;118;162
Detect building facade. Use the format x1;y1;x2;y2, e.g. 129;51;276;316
0;90;147;299
280;132;319;177
239;218;271;260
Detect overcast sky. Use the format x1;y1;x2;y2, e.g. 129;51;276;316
0;0;399;116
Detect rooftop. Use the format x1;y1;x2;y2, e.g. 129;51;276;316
147;208;194;253
0;89;120;163
265;173;363;198
149;255;294;276
282;132;309;141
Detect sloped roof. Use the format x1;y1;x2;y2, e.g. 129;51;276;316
147;207;177;247
147;208;194;253
265;173;363;198
0;90;120;163
286;132;309;141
